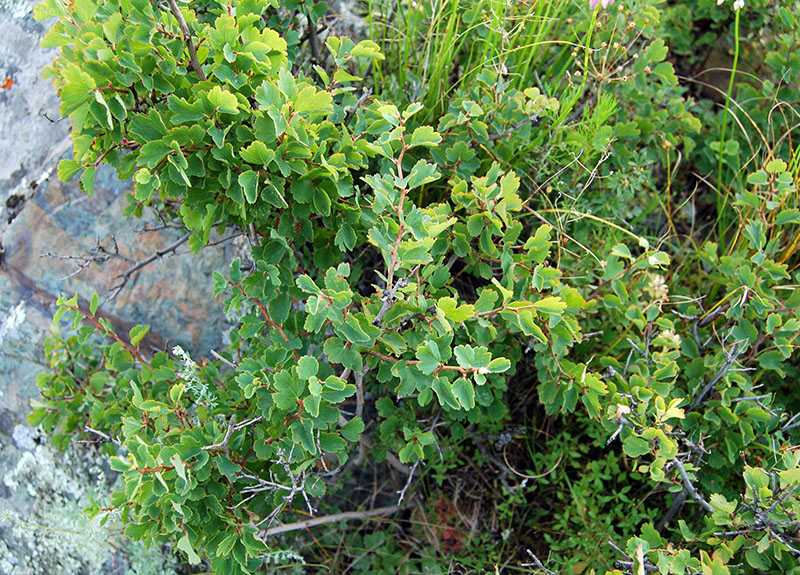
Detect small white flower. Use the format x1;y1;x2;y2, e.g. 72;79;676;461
658;329;682;349
733;0;744;10
646;274;669;301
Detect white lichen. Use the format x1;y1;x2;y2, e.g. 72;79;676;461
0;300;27;346
1;432;178;575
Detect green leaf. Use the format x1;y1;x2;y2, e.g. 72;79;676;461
746;170;768;185
238;171;259;203
405;160;441;190
350;39;384;60
297;356;319;380
206;85;239;115
415;341;441;375
170;454;186;481
622;435;651;458
775;209;800;226
129;325;149;348
765;159;786;173
324;337;363;371
59;63;95;115
452;378;475;410
89;293;99;316
215;455;240;482
291;419;317;454
335;224;357;251
340;417;365;442
397;238;434;265
532;297;567;314
80;165;96;197
487;357;511;373
408;126;442;148
297;275;322;294
453;345;491;370
168;95;205;123
217;533;237;557
261;181;288;208
58;159;83;182
438;297;475;322
319;432;346;453
240;141;275;165
779;467;800;487
138;140;172;167
177;535;202;564
611;244;632;260
294;85;333;116
432;378;460;410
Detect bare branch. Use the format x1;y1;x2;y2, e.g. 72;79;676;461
396;460;419;505
260;504;400;538
210;349;237;369
521;549;558;575
689;344;744;411
166;0;207;81
108;231;193;301
84;425;121;447
344;87;373;126
672;458;714;513
372;265;419;327
202;416;262;452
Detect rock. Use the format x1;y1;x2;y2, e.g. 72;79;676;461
11;425;35;451
0;2;235;573
0;0;70;197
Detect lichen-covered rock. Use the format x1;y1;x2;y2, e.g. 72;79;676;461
0;2;235;572
1;429;179;575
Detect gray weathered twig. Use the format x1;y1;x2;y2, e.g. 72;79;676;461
260;504;400;538
521;549;558;575
672;458;714;513
108;231;193;301
167;0;207;81
372;265;419;327
688;343;744;411
84;425;122;447
202;416;262;452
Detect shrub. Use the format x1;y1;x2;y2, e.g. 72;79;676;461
30;0;800;573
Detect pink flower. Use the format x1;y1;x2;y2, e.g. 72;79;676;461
590;0;616;8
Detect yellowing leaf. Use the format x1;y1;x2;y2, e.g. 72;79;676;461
294;85;333;116
438;297;475;322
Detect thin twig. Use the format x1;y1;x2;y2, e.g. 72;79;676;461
85;425;121;447
372;265;419;327
688;344;744;411
344;87;373;126
488;114;540;141
202;416;262;452
521;549;558;575
672;458;713;513
353;366;368;420
396;460;419;505
260;504;400;537
167;0;207;81
108;231;193;301
210;349;237;369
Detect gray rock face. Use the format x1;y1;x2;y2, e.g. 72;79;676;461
0;0;70;191
0;2;235;572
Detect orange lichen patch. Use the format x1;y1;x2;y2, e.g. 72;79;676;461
1;77;13;90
